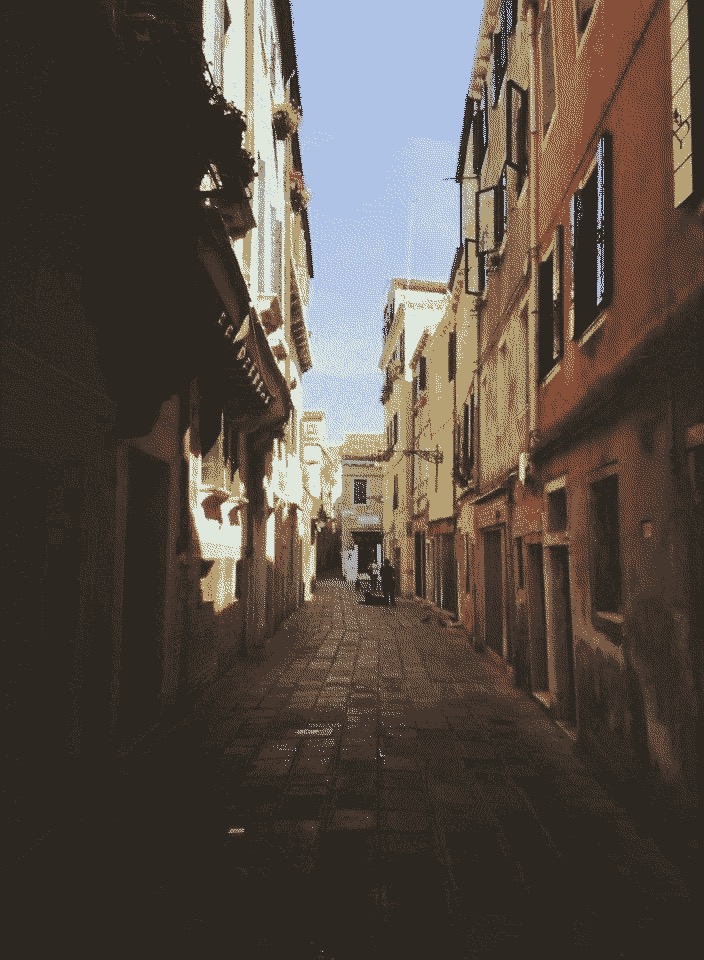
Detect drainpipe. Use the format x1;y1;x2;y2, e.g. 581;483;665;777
527;0;540;459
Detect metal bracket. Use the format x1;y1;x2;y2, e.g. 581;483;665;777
403;446;443;465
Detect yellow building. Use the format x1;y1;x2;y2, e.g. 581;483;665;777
337;434;385;582
380;279;448;596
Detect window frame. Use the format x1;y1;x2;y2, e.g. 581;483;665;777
588;469;624;639
506;80;529;195
448;330;457;382
538;225;564;380
571;132;614;342
353;478;367;505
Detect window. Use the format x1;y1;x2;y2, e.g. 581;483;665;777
419;355;427;391
448;330;457;381
353;479;367;504
538;225;564;379
492;28;507;107
495;168;508;245
506;81;529;193
575;0;594;34
272;216;282;300
392;412;399;446
393;474;399;511
473;84;489;173
571;133;613;339
541;3;556;135
257;158;266;294
412;374;418;407
399;329;405;365
491;1;516;106
462;393;475;469
590;474;623;617
546;486;567;533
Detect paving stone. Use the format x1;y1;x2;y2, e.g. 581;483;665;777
53;580;695;958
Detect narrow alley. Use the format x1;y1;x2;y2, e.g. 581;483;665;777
15;581;694;960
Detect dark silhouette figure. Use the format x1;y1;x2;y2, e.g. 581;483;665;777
380;558;396;606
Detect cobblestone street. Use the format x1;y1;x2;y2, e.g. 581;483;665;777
16;581;696;959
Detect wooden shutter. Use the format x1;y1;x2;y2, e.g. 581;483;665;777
538;252;554;378
541;3;556;134
552;225;564;362
596;132;613;312
506;81;528;191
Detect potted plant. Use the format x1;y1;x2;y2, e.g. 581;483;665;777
272;101;301;140
289;169;311;213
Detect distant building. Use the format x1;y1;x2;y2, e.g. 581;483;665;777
379;279;448;596
338;433;385;582
301;411;339;592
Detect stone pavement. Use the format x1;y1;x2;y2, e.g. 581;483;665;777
13;581;696;959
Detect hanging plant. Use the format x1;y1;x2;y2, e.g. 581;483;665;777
289;169;311;213
272;101;301;140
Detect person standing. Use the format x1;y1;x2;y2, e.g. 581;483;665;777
380;558;395;607
369;559;380;592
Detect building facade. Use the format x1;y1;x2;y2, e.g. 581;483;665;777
337;434;385;583
1;0;315;863
451;0;704;821
380;279;448;596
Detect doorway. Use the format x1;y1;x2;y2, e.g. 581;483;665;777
352;531;382;576
484;528;505;657
526;543;548;693
546;545;576;726
414;532;426;598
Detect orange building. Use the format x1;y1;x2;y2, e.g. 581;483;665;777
454;0;703;827
526;0;704;817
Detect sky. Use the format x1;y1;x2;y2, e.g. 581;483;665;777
292;0;484;446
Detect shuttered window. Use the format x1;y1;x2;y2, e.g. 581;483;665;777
538;226;564;378
448;331;457;382
541;3;556;135
419;356;427;391
507;81;529;192
572;133;613;339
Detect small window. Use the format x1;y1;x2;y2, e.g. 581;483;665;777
506;81;529;193
572;133;613;339
399;329;405;364
538;226;564;378
495;168;508;245
393;412;399;446
448;331;457;381
393;474;399;511
419;355;427;391
546;486;567;532
353;479;367;504
590;474;623;616
541;3;556;135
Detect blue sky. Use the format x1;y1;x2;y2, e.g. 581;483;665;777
293;1;484;445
